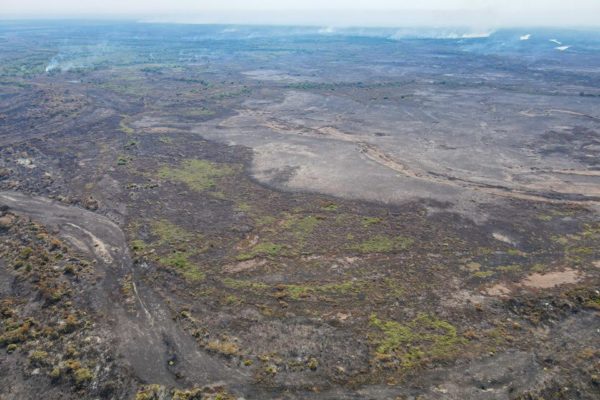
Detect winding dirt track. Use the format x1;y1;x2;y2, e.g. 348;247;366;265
0;191;249;389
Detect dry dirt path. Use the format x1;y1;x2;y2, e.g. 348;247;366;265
0;190;250;390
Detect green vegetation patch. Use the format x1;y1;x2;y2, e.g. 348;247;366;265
158;159;235;192
253;215;276;227
496;264;522;272
362;217;383;227
236;213;322;259
136;384;236;400
551;223;599;264
370;314;465;370
160;251;205;282
150;220;205;282
119;118;134;135
585;295;600;310
352;235;413;253
222;277;365;301
236;242;283;261
130;239;147;254
581;223;600;238
292;215;320;235
473;270;494;278
282;214;320;239
151;219;197;245
278;280;361;300
180;107;215;117
322;203;339;211
117;154;131;166
234;202;252;213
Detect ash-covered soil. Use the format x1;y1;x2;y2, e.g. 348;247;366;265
0;22;599;399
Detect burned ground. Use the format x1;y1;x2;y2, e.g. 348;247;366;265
0;23;599;399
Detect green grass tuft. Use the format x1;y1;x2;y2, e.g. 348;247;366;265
370;313;465;370
150;220;205;282
362;217;383;227
236;242;283;261
352;235;413;253
160;252;205;282
119;118;134;135
158;159;235;192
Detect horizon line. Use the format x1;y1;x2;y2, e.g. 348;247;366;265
1;18;599;30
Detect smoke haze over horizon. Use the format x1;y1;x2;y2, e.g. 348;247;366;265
2;0;600;28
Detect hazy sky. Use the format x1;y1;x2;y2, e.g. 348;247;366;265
2;0;600;27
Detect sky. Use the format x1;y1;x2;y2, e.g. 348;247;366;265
2;0;600;27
